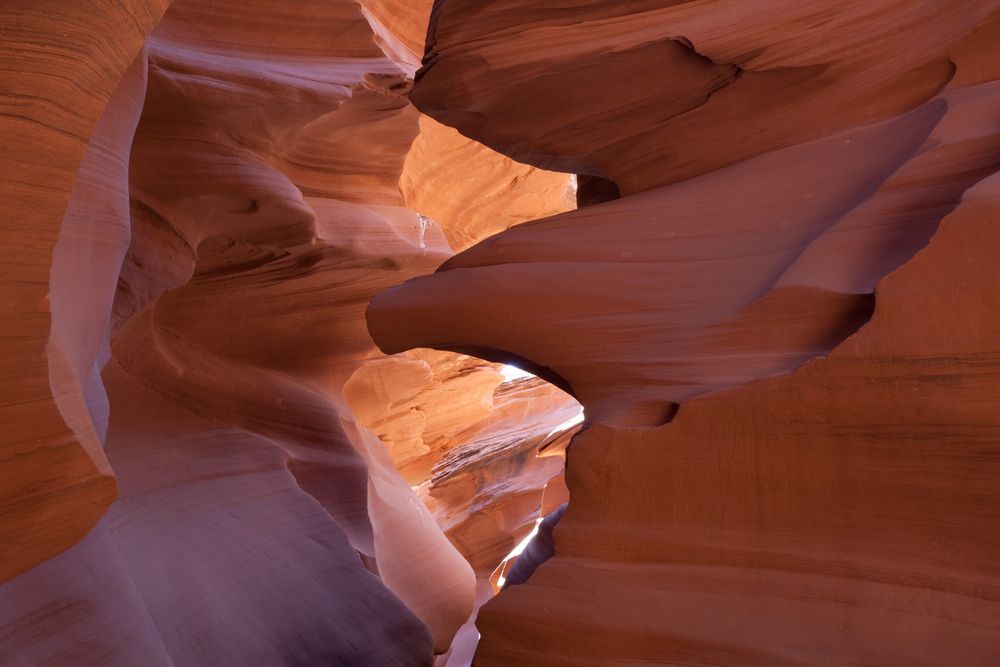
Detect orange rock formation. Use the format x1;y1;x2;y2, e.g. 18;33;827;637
370;2;1000;665
3;1;1000;666
1;1;574;664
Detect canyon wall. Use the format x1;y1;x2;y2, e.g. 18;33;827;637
2;1;1000;666
1;1;576;664
370;1;1000;664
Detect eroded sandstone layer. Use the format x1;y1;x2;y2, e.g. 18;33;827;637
470;172;1000;666
369;1;1000;665
2;1;1000;666
1;1;577;665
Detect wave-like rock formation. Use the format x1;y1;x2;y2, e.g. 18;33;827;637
470;174;1000;665
3;0;1000;666
1;1;577;665
368;1;1000;665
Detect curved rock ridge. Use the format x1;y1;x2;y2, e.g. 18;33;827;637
414;0;998;194
401;115;576;252
367;2;1000;665
370;101;943;425
3;1;1000;666
1;0;582;665
421;374;582;667
419;376;580;579
0;0;171;585
372;6;1000;426
117;1;475;655
344;349;583;666
475;169;1000;667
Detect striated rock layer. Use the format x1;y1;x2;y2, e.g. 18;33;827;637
3;0;1000;666
473;170;1000;667
1;0;577;665
0;0;171;586
369;1;1000;665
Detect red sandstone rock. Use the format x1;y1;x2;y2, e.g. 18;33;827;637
0;0;171;584
475;172;1000;666
346;352;581;665
370;102;944;425
117;3;476;653
1;0;576;663
344;350;506;484
421;377;580;577
4;1;1000;666
401;116;575;252
365;3;1000;665
414;0;998;194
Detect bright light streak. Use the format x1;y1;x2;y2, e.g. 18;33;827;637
545;409;584;439
500;364;534;382
495;517;544;588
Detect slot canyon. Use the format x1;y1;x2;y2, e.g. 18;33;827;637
2;1;1000;665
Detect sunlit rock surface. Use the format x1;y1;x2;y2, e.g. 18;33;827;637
370;2;1000;665
473;174;1000;666
1;0;575;664
2;1;1000;666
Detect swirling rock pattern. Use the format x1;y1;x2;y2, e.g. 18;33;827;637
3;1;1000;666
473;173;1000;666
370;1;1000;665
0;0;170;585
1;0;577;665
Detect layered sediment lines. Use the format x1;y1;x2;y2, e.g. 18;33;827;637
369;2;1000;664
4;0;1000;665
1;1;577;665
0;0;171;585
474;173;1000;666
